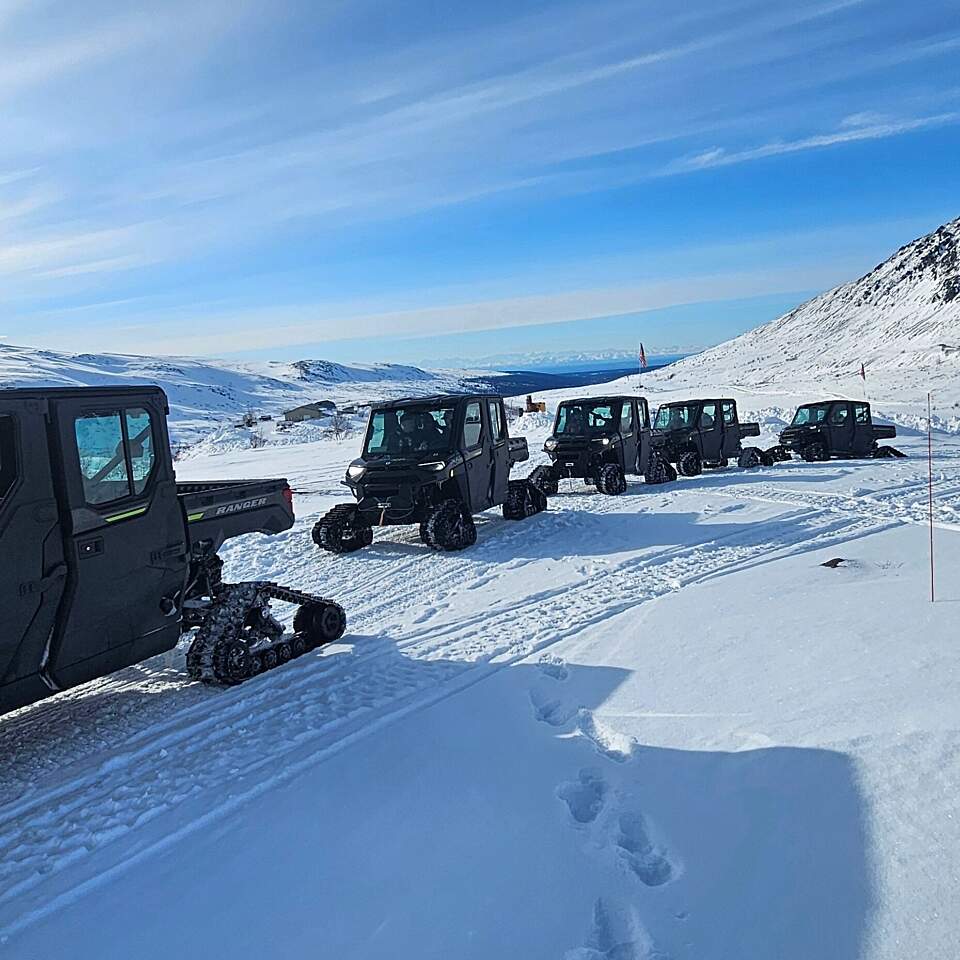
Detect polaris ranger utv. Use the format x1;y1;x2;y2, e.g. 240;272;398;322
652;398;768;476
529;395;676;496
0;386;346;717
313;393;546;553
776;400;904;461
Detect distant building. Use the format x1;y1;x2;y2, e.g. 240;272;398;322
524;395;546;413
283;400;336;422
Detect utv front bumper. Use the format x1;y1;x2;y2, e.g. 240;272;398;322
546;441;602;478
778;427;822;451
349;470;436;524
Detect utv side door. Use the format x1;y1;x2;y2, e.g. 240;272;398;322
698;402;723;461
45;391;189;690
720;401;741;459
486;398;511;505
459;399;489;511
827;402;855;455
0;398;68;714
852;403;874;455
618;400;639;473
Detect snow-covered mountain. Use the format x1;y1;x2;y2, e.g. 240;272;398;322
651;215;960;398
0;344;488;442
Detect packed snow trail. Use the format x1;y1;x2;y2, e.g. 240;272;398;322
0;492;899;934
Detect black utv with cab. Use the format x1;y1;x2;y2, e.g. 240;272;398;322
0;386;346;717
652;398;769;476
529;395;676;496
776;400;903;461
313;393;546;553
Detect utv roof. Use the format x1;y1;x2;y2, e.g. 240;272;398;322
369;392;501;410
559;395;642;405
659;397;735;405
0;384;168;401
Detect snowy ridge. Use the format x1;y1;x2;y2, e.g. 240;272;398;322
0;344;489;443
649;215;960;395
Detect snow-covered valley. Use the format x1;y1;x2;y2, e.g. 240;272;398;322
1;378;958;959
2;217;960;959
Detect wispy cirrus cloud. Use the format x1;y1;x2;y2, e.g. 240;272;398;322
0;0;956;357
669;112;960;174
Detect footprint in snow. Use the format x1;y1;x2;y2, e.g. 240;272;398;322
529;688;576;727
557;769;607;824
615;812;675;887
565;898;670;960
576;710;633;763
537;655;569;681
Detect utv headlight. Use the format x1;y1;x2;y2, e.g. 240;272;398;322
420;460;447;471
346;463;366;480
544;438;558;451
592;437;611;446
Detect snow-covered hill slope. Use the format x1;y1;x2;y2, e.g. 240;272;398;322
0;344;488;443
649;215;960;402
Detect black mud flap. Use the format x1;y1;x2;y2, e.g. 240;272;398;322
874;446;907;459
764;445;792;463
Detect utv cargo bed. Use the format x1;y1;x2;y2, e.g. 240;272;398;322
178;478;295;547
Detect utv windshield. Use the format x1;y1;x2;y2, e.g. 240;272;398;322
556;402;620;436
791;404;831;426
654;403;699;431
364;404;457;457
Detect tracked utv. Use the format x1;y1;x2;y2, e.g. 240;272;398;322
313;393;546;552
775;400;904;461
529;395;676;496
0;386;346;717
651;398;770;475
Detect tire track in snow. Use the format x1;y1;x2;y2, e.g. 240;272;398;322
0;504;895;936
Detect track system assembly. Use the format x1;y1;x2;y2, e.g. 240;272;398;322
503;478;548;520
186;581;347;685
312;503;374;553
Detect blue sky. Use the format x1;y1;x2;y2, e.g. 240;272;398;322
0;0;957;365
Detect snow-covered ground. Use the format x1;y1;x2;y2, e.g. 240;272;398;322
1;372;958;959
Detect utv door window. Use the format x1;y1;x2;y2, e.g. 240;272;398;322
620;403;633;432
74;407;158;506
854;403;870;424
721;402;735;425
126;408;156;493
463;402;483;448
0;416;17;501
700;403;718;429
829;405;849;425
75;412;131;504
488;400;505;443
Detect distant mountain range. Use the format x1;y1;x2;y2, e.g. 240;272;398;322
0;345;490;442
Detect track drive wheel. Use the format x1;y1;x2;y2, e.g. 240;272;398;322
677;451;702;477
503;479;547;520
294;601;348;647
312;504;373;553
738;447;762;469
801;442;827;462
644;451;671;485
595;462;627;495
529;464;560;497
211;637;251;686
424;500;477;551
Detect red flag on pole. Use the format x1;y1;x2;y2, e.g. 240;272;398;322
639;342;647;370
859;363;866;381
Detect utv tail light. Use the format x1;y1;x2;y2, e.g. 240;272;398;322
282;485;294;511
